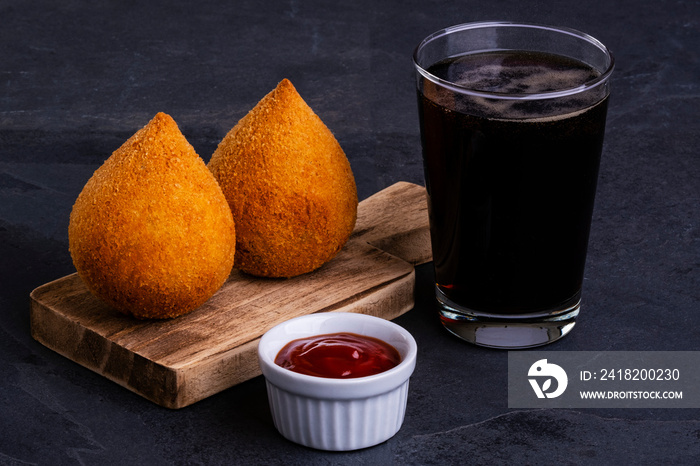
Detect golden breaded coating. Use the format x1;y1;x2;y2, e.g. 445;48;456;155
208;79;357;278
69;112;236;319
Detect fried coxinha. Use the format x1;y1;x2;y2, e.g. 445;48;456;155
209;79;357;278
69;113;236;319
69;79;357;319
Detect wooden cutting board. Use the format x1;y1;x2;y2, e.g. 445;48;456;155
30;182;432;409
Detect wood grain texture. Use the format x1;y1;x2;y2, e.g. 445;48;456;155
354;181;432;266
30;182;431;409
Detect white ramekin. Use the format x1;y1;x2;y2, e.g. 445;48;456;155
257;312;418;451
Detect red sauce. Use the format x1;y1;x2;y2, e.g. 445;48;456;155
274;332;401;379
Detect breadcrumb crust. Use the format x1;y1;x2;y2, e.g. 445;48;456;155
69;113;236;319
209;79;357;278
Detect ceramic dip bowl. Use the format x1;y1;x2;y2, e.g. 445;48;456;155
257;312;418;451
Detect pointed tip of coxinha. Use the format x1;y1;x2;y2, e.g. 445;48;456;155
270;78;309;113
229;78;320;139
265;78;300;105
209;78;342;174
263;78;317;125
116;111;196;163
149;111;175;125
276;77;296;93
226;78;322;139
146;112;179;138
131;111;180;144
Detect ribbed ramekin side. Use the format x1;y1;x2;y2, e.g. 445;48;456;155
265;380;410;451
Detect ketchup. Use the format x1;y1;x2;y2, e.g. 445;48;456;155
274;332;401;379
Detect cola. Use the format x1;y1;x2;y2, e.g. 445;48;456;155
418;50;609;315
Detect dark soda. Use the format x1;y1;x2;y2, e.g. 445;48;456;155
418;50;609;315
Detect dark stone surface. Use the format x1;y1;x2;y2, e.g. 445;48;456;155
1;0;698;464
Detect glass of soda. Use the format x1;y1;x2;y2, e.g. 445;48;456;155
413;22;614;348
